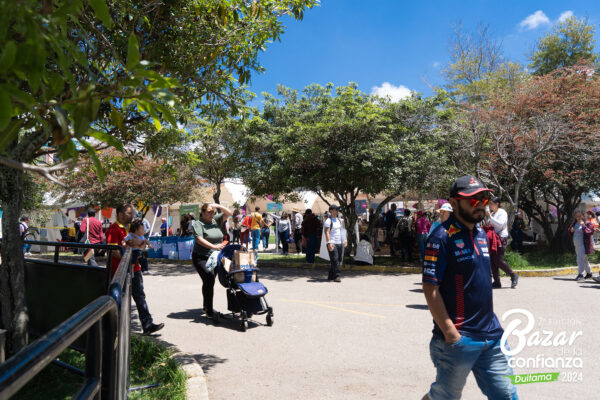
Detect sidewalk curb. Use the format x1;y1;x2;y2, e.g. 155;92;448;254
255;262;600;277
172;352;210;400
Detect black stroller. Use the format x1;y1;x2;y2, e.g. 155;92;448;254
214;244;273;332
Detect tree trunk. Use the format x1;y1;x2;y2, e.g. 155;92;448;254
0;165;29;356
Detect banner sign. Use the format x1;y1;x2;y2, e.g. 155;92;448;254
267;203;283;212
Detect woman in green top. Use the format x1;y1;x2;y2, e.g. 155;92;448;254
192;202;232;318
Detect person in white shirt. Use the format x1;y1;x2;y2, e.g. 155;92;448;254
292;208;304;254
323;205;346;282
354;234;374;265
486;197;518;289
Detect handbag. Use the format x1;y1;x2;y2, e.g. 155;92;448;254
203;250;219;274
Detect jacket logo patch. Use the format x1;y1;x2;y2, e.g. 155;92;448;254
447;225;461;237
454;239;464;249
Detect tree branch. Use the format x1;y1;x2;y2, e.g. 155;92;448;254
0;156;76;186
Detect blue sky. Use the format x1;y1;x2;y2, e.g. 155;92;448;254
247;0;600;105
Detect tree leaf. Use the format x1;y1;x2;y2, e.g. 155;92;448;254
110;106;125;131
127;33;140;69
0;40;16;74
78;138;106;181
0;90;12;129
88;128;124;152
0;118;21;152
89;0;113;28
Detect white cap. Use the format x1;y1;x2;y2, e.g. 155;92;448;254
439;203;453;212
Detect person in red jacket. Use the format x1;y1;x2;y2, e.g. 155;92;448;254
106;204;163;335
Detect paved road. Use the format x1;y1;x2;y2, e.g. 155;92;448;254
139;262;599;400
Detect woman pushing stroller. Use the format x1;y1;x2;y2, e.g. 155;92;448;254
191;203;232;318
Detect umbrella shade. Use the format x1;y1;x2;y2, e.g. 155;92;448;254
591;206;600;212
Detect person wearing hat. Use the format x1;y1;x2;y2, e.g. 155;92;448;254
428;203;453;236
323;205;346;282
421;176;518;400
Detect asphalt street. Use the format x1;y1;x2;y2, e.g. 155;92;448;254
139;261;599;400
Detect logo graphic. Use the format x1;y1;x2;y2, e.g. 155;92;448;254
500;309;584;384
469;177;478;186
454;239;464;249
446;225;461;237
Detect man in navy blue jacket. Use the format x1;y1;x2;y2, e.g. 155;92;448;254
422;176;518;400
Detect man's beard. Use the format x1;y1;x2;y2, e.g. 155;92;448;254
456;201;485;224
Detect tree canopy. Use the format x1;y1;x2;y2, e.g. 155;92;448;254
239;83;450;250
529;16;598;75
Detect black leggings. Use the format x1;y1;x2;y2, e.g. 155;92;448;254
192;253;215;312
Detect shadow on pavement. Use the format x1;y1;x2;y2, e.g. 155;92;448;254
149;262;197;277
409;288;424;293
259;266;420;282
552;277;578;281
193;353;228;372
578;284;600;289
405;304;429;310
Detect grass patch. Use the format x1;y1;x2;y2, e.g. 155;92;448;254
505;248;600;270
12;335;186;400
258;252;416;266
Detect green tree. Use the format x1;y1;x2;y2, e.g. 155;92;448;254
448;65;600;252
187;115;245;204
240;83;450;252
444;22;528;103
529;16;599;75
0;0;316;354
59;151;198;214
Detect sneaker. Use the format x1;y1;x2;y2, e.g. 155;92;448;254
583;273;592;280
142;270;151;276
593;276;600;283
143;322;164;335
334;277;341;283
510;275;519;289
24;252;33;256
575;274;584;282
492;281;502;288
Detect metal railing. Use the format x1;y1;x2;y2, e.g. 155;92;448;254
0;244;132;399
18;239;122;264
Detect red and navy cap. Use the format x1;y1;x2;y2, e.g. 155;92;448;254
449;175;494;198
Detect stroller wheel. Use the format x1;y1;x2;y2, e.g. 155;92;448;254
239;319;248;332
266;312;274;327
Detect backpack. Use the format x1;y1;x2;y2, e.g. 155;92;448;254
19;222;29;240
397;217;410;234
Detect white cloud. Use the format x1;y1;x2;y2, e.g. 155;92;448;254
519;10;551;30
371;82;412;102
433;61;440;68
558;10;574;23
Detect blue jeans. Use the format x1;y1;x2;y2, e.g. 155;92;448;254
23;244;32;254
278;230;289;254
428;336;518;400
260;227;270;249
131;270;153;329
305;233;318;263
327;243;344;280
251;229;261;250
